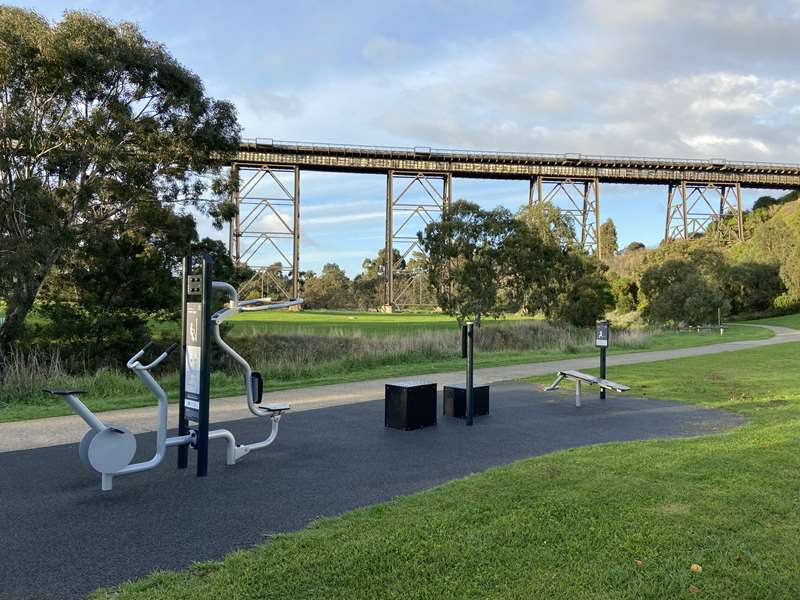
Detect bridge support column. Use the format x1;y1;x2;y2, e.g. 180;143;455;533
664;181;744;244
384;171;451;310
228;163;301;299
531;176;602;257
229;163;241;263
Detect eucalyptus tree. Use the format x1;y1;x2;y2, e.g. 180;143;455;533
0;8;240;349
420;199;515;323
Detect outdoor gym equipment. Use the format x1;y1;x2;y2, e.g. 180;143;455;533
545;319;630;406
46;254;302;491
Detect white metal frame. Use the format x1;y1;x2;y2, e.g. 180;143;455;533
50;284;303;492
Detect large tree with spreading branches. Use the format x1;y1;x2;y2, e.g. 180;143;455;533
0;8;240;350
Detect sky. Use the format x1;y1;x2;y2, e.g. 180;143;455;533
15;0;800;274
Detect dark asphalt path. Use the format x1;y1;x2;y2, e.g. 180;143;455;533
0;382;743;600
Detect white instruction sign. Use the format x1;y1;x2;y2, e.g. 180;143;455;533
595;321;609;348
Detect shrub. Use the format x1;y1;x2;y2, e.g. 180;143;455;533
640;259;727;326
608;274;638;313
726;262;784;314
772;293;800;313
551;263;614;327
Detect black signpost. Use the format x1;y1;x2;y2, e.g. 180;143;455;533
178;255;212;477
595;319;609;400
463;322;475;426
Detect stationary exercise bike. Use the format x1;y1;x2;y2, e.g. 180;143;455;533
45;342;206;491
46;266;302;491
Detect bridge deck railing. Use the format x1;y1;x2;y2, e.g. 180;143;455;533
240;138;800;172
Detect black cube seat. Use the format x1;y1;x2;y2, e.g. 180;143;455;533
443;384;490;419
385;381;437;430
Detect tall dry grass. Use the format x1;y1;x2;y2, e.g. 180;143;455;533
1;320;658;412
0;347;64;408
222;320;655;382
0;347;146;408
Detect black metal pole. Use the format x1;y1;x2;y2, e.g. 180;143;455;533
466;321;474;427
177;256;190;470
196;254;213;478
599;346;607;400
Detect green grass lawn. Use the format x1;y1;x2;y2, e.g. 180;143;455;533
0;323;772;423
149;309;535;337
92;342;800;600
744;313;800;330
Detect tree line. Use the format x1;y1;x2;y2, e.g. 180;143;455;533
604;190;800;326
280;199;614;330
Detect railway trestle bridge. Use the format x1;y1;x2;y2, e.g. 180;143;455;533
226;139;800;310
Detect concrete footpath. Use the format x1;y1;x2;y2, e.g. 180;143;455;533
1;324;797;453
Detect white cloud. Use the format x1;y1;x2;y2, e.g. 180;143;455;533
243;91;304;119
304;211;385;226
235;8;800;163
681;134;770;155
257;212;292;233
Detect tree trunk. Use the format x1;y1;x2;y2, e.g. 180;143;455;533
0;247;63;353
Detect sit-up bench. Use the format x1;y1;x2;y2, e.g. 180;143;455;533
545;369;630;407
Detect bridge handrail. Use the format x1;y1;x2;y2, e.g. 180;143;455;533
239;137;800;171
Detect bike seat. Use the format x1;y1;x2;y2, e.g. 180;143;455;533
264;403;290;414
43;389;88;396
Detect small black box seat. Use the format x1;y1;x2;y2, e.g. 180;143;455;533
385;381;437;430
443;384;490;419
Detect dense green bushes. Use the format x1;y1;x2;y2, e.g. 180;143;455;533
607;192;800;326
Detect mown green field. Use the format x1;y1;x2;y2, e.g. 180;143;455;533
150;309;534;336
744;313;800;331
0;322;772;423
92;339;800;599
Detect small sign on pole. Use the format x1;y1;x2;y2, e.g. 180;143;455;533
596;319;609;400
595;320;609;348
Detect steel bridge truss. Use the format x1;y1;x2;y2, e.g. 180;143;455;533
529;176;602;257
385;170;452;309
664;182;744;244
226;147;760;310
229;164;300;299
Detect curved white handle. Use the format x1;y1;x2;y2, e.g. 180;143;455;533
240;298;303;312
